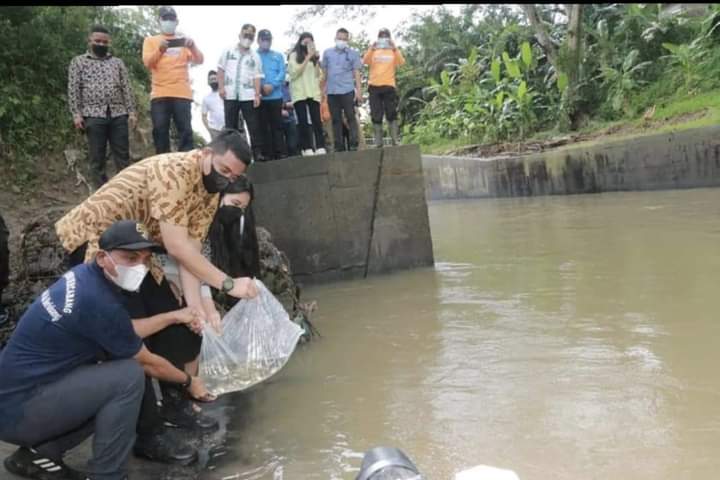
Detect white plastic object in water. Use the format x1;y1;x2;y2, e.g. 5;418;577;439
199;279;303;396
455;465;520;480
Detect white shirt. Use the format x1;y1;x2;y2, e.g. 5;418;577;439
202;90;225;130
217;46;264;101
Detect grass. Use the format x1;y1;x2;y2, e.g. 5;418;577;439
416;87;720;155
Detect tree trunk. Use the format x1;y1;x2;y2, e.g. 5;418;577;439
522;4;584;131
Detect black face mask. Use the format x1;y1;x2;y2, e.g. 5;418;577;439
91;44;109;58
209;82;219;91
203;161;231;194
218;205;243;227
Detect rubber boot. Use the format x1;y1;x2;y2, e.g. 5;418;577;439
389;120;399;146
373;123;384;148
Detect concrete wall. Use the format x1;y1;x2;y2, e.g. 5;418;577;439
423;125;720;200
248;145;434;284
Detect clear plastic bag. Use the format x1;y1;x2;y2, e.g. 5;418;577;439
199;279;304;396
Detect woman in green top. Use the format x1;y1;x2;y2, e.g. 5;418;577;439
287;32;327;156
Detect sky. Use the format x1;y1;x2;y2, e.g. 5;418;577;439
145;4;465;141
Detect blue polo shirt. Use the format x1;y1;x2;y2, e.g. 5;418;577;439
321;46;362;95
0;261;142;425
258;49;286;101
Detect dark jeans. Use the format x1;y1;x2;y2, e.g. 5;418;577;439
225;99;263;161
0;213;8;296
123;274;202;435
368;85;399;124
327;92;358;151
0;359;144;480
259;99;286;160
282;121;299;157
294;99;325;151
85;114;129;189
150;97;194;154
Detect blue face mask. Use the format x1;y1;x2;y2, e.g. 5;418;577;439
377;38;390;49
160;20;177;35
259;40;271;51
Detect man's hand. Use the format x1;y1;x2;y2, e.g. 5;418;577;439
174;306;202;326
159;39;169;53
281;109;289;118
219;86;226;99
285;101;294;110
261;84;273;96
187;376;216;402
73;114;85;130
185;38;195;49
253;93;261;108
354;88;361;104
229;277;258;299
128;113;137;131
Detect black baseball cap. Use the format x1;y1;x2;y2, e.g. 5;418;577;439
378;28;391;38
99;220;166;253
258;29;272;41
158;6;177;19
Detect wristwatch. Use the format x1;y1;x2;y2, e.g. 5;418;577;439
181;372;192;389
221;276;234;294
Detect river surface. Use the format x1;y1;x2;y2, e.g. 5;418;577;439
205;188;720;480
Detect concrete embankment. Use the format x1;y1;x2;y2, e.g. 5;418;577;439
248;145;435;284
422;125;720;200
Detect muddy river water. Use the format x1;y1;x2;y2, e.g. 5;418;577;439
202;189;719;479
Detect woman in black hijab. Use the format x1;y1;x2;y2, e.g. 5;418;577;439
207;176;260;308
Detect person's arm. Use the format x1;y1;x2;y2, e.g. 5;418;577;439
217;67;226;99
134;345;214;400
142;36;164;69
160;222;256;299
201;98;211;132
178;238;205;313
118;60;137;129
254;53;264;107
394;45;406;66
269;54;286;93
67;57;84;129
185;38;204;65
288;54;304;80
362;48;373;65
132;307;200;338
354;69;362;103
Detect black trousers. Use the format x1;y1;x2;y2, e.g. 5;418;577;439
68;244;200;435
225;99;263;161
85;114;130;189
294;99;325;151
327;92;359;151
0;213;8;296
258;99;287;160
150;97;194;154
368;85;399;124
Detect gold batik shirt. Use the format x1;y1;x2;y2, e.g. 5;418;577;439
55;150;220;283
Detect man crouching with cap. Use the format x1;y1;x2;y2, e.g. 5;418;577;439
0;220;212;480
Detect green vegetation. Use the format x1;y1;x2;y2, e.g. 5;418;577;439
0;6;158;187
395;4;720;150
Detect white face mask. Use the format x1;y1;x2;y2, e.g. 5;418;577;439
335;39;348;50
106;254;148;292
377;38;390;49
160;20;177;35
240;37;252;48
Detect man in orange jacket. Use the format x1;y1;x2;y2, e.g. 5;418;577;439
363;28;405;148
142;6;204;154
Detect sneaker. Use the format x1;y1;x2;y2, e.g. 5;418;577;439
160;389;219;432
301;149;314;156
3;447;87;480
133;428;198;466
315;148;327;155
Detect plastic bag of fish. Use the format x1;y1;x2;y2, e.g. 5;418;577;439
199;279;303;396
